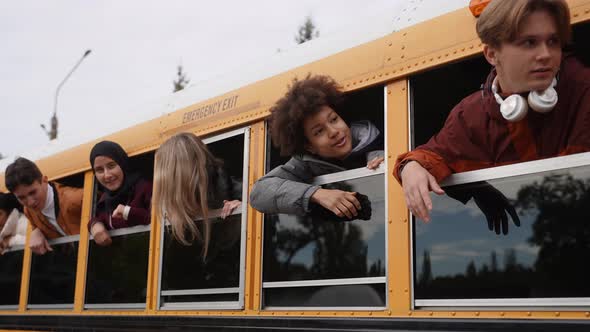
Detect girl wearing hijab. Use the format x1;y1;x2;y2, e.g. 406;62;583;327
89;141;153;246
152;132;241;259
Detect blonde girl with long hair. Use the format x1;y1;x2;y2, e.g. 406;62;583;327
153;132;241;258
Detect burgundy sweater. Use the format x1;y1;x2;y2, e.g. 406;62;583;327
88;179;152;231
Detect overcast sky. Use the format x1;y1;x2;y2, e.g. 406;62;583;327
0;0;407;159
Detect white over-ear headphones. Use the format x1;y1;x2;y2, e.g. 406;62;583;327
491;77;558;122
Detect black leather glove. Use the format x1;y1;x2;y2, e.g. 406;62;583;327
447;181;520;235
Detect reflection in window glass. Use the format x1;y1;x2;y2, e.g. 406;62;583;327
0;249;23;305
29;242;78;305
263;174;386;282
264;284;386;307
415;165;590;300
85;231;149;305
161;214;241;291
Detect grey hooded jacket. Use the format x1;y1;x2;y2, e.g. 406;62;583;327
249;121;383;216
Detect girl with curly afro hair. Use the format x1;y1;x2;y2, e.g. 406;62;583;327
249;74;384;219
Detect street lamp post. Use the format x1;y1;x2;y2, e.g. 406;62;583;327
41;49;92;140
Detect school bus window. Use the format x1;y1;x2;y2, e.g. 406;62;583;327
414;154;590;306
410;56;489;148
85;147;153;308
0;245;24;309
0;191;25;310
157;128;248;310
262;171;386;308
258;81;387;308
26;171;84;309
409;25;590;306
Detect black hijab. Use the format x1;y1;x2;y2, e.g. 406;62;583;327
90;141;141;212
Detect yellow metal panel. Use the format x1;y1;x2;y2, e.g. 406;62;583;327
146;165;161;313
386;80;412;315
146;157;163;314
245;121;266;312
17;223;33;313
73;171;94;312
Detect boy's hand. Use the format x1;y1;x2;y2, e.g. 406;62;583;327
29;228;52;255
400;161;445;222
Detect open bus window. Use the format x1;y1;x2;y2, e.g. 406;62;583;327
0;245;24;309
158;128;248;310
411;21;590;307
27;172;83;309
414;153;590;306
84;151;154;308
410;55;489;148
262;84;387;308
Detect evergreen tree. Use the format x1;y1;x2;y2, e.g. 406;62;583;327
418;250;432;285
173;65;190;92
295;16;320;44
466;260;477;278
490;251;498;272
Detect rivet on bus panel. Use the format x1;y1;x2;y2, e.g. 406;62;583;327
555;312;560;317
475;312;480;316
388;310;392;316
585;312;590;317
500;312;505;317
451;312;456;316
429;312;433;316
527;312;532;316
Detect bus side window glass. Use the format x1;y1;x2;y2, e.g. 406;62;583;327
84;151;153;308
0;246;24;308
159;130;246;309
27;172;84;309
262;85;387;308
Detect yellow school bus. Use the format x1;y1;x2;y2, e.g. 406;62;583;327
1;0;590;330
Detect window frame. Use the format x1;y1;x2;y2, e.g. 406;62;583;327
155;126;251;311
259;85;389;311
411;152;590;309
0;245;25;310
27;234;80;310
